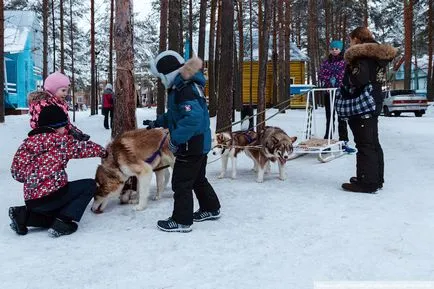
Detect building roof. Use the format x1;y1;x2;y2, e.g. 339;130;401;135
4;10;37;53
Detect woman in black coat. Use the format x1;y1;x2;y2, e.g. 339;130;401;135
340;27;397;193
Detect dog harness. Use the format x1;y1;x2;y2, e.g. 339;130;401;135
145;133;169;164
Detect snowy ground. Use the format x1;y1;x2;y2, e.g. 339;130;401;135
1;105;434;289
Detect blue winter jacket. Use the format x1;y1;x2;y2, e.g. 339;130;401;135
154;72;211;156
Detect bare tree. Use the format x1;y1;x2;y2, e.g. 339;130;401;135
168;0;182;53
59;0;64;72
43;0;49;79
51;0;56;72
208;0;218;117
216;0;234;132
90;0;96;115
249;0;253;106
157;0;168;116
235;0;244;111
112;0;136;138
69;0;76;122
108;0;114;85
257;0;273;135
427;0;433;100
0;0;4;123
188;0;193;58
403;0;413;90
362;0;368;27
198;0;207;60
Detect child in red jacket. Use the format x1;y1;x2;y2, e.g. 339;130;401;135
28;71;90;141
9;105;107;237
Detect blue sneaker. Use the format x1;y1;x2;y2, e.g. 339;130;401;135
157;217;192;233
342;142;356;154
193;209;221;222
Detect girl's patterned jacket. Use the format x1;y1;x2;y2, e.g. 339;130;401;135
318;55;346;88
11;127;106;206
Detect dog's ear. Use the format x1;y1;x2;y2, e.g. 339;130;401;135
290;136;297;143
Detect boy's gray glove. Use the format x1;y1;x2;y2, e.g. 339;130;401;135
143;119;155;130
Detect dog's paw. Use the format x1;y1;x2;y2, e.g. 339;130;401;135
134;205;146;211
128;199;139;204
279;175;287;181
218;173;225;179
256;178;264;183
153;195;161;201
231;174;237;179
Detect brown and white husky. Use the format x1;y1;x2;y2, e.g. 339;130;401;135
91;128;175;213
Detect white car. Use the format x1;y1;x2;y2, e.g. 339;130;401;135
382;89;429;117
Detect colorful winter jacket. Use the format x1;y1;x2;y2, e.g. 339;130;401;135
28;91;83;135
318;55;346;88
154;57;211;156
341;42;397;117
102;89;114;109
11;127;106;205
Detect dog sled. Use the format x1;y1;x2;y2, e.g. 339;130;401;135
288;87;346;163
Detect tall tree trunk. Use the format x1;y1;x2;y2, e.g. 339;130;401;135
198;0;207;60
113;0;136;138
284;0;291;107
208;0;217;117
427;0;433;101
278;0;286;112
157;0;168;116
51;0;56;72
188;0;193;58
324;0;331;49
257;0;273;136
249;0;253;106
272;1;278;106
168;0;182;54
59;0;64;73
216;0;234;132
403;0;413;90
307;0;318;84
236;0;244;111
0;0;4;123
69;0;76;122
90;0;96;115
212;0;223;117
43;0;49;79
108;0;114;85
362;0;368;27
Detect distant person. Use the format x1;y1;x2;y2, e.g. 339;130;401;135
143;50;221;233
318;40;355;153
102;83;114;129
28;71;90;141
339;27;397;193
9;105;107;237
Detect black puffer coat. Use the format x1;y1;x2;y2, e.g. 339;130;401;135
341;42;397;116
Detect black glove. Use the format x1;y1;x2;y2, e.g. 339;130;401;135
69;127;90;141
143;119;155;130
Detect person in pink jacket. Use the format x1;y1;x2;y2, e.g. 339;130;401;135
9;105;107;238
28;71;90;141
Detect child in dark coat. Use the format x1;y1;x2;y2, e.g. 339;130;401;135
144;50;221;232
9;105;107;237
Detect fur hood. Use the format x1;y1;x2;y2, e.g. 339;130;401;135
28;91;52;103
344;43;397;64
179;56;203;80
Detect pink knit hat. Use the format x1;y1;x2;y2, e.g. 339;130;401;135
43;72;70;95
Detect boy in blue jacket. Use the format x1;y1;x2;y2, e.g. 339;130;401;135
144;50;221;232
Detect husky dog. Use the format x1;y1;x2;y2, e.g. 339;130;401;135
212;130;257;179
91;128;174;213
246;126;297;183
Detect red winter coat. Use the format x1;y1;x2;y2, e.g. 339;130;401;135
11;127;106;203
102;89;114;109
28;91;83;134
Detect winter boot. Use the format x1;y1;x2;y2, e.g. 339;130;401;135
48;218;78;238
342;142;356;154
157;217;192;233
193;209;221;222
9;206;28;235
350;177;383;189
342;182;378;194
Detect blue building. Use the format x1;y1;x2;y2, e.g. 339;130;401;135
4;10;43;112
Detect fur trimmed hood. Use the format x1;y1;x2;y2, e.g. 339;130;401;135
28;91;52;103
179;56;203;80
344;43;397;64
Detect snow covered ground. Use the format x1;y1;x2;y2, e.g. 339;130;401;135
1;105;434;289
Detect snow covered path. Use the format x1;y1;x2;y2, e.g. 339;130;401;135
1;107;433;289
